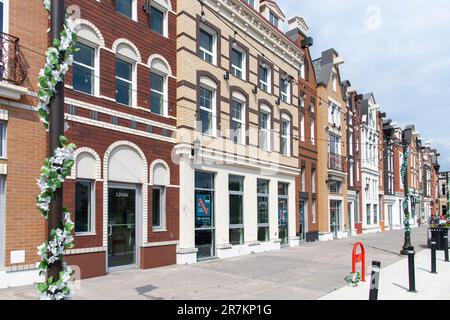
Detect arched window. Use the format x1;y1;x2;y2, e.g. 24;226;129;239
150;57;170;116
73;21;103;96
151;161;170;231
114;40;140;107
75;151;98;235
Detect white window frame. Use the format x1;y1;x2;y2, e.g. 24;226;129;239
269;11;279;28
151;1;169;38
231;47;246;80
280;115;291;156
199;84;217;137
231;96;246;145
310;117;315;145
199;24;217;65
311;169;316;193
259;107;271;152
259;64;271;93
116;0;137;21
150;69;168;117
73;40;100;97
115;55;136;107
312;200;316;224
0;121;6;159
1;0;8;33
300;111;305;142
152;186;166;231
280;77;291;104
75;179;96;236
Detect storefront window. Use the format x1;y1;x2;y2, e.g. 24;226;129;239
257;179;269;242
229;175;244;245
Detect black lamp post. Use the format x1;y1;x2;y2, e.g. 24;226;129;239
401;127;413;255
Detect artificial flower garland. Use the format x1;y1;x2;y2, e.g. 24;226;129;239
35;0;78;300
401;146;411;233
345;271;362;287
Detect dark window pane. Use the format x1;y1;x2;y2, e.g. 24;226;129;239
257;179;269;194
257;196;269;224
116;58;132;81
229;175;244;192
152;188;161;227
150;73;164;92
258;227;269;242
116;0;132;18
151;6;164;34
229;228;244;245
200;110;212;134
199;29;213;52
195;191;214;228
150;92;164;115
73;64;94;94
229;194;243;225
195;229;214;259
116;79;132;105
75;181;91;233
195;172;214;190
74;43;95;67
278;183;289;196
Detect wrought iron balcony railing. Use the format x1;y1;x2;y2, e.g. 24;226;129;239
328;153;347;173
1;32;27;85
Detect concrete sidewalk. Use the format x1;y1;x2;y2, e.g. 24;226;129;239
321;249;450;300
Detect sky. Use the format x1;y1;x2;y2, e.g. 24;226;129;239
277;0;450;170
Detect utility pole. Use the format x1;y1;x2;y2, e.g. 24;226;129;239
48;0;65;283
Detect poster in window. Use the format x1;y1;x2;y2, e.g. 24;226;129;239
196;193;212;227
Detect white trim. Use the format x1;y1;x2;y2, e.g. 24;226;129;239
1;0;8;35
73;19;105;47
70;147;102;180
103;141;149;248
112;38;142;63
149;159;171;186
148;54;173;76
0;175;5;270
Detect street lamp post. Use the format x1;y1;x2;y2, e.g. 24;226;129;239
401;128;413;255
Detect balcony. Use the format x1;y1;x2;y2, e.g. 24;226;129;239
1;32;27;85
328;153;347;173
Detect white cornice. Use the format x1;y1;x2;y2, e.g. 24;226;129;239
204;0;304;70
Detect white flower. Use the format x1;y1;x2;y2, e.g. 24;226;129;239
59;63;69;75
43;0;51;11
59;35;72;52
51;70;62;82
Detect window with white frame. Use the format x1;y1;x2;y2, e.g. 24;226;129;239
115;57;133;106
312;200;316;224
310;117;315;145
280;115;291;156
115;0;136;20
151;0;169;37
199;78;217;136
0;122;6;158
199;25;216;65
231;47;246;80
269;11;279;28
259;62;271;93
329;133;340;155
280;76;290;104
329;102;340;126
152;162;169;231
75;180;95;234
150;58;169;116
72;42;96;95
332;71;337;92
349;132;353;156
311;168;316;193
229;175;244;245
259;106;271;151
231;94;246;145
244;0;255;7
300;111;305;142
349;162;354;187
299;59;305;79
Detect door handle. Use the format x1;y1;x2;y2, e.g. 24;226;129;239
108;225;112;236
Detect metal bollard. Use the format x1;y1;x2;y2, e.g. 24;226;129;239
444;229;449;263
369;261;381;300
431;239;437;274
407;246;417;293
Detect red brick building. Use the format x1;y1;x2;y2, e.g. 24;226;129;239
59;0;179;279
286;16;319;242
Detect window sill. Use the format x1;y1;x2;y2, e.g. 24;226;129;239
152;228;167;233
75;232;96;237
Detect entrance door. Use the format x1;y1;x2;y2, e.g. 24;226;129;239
278;183;289;246
299;200;306;241
108;187;137;270
195;172;215;260
330;200;341;238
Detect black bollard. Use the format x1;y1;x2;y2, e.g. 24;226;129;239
369;261;381;300
444;229;449;262
431;239;437;274
407;246;417;293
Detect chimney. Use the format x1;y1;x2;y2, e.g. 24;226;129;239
288;16;310;36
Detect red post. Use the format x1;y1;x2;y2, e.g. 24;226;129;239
352;242;366;282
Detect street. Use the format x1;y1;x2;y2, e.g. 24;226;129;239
1;226;446;300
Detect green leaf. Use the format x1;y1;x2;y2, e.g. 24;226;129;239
54;179;62;189
36;282;48;293
64;160;74;168
50;229;57;237
59;135;68;146
47;276;54;285
39;260;48;269
39;77;49;89
67;143;77;149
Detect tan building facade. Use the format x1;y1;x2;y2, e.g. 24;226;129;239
175;0;303;263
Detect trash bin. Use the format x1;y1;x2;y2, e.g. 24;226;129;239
428;227;445;251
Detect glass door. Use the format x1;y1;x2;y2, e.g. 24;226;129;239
195;172;215;260
278;183;289;246
299;200;306;241
108;187;136;269
330;200;341;238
